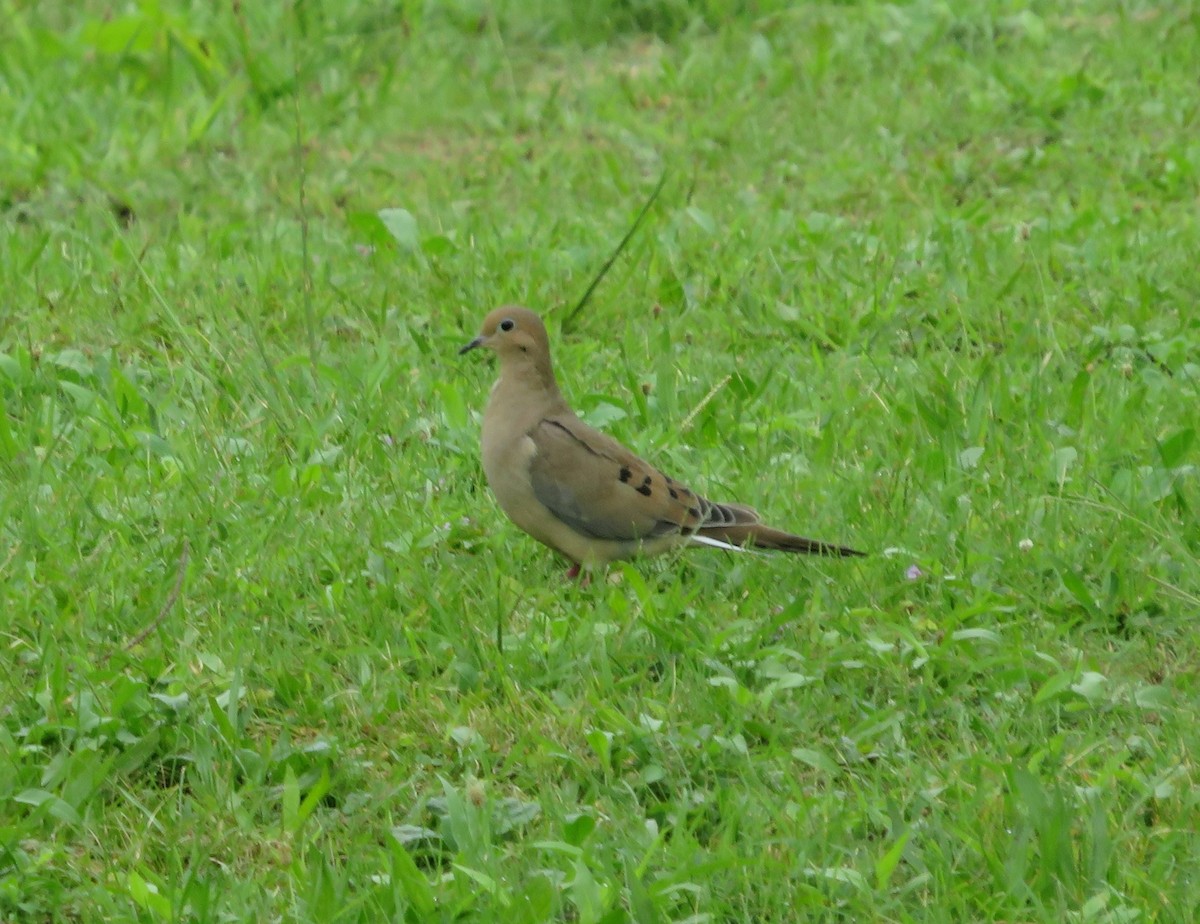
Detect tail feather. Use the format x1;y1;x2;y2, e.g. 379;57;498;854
697;501;863;557
689;533;754;553
698;523;863;557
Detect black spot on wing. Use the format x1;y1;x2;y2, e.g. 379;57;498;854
618;466;632;483
637;483;652;497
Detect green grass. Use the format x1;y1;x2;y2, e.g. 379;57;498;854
2;0;1198;920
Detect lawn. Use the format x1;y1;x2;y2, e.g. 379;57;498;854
2;0;1198;921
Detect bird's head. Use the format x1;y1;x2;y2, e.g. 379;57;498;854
459;306;552;366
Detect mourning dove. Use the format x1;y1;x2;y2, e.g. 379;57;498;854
460;306;863;576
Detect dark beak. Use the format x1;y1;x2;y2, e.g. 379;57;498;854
458;336;483;355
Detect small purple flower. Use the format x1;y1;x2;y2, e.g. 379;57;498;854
905;564;923;581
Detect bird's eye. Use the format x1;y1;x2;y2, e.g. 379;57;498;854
499;318;515;332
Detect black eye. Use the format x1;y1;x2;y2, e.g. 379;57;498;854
499;318;515;332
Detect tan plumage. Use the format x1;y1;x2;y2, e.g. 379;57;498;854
459;306;863;573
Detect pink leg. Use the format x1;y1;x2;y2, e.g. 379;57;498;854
565;563;592;587
566;563;581;580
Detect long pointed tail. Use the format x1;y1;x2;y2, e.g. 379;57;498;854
698;522;864;557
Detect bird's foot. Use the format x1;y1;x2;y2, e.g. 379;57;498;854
565;563;591;587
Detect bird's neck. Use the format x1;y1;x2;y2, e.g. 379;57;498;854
489;354;567;420
500;353;561;396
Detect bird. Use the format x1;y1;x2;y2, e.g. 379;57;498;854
459;306;863;578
